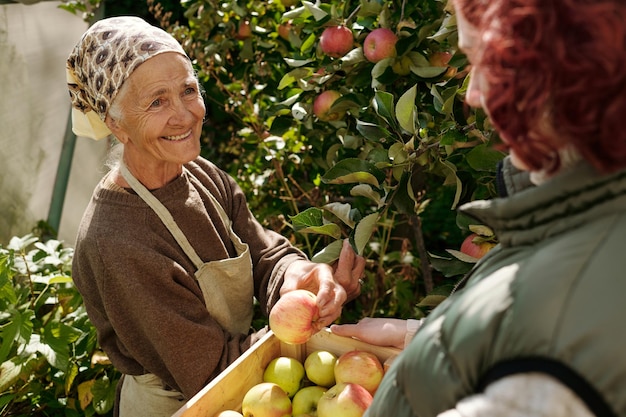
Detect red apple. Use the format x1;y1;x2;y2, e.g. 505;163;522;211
236;20;252;40
269;289;320;344
460;233;496;259
278;21;293;41
313;90;344;122
363;28;398;63
320;26;354;58
316;383;373;417
241;382;292;417
334;350;384;395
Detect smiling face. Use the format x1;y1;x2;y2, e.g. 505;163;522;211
106;52;206;187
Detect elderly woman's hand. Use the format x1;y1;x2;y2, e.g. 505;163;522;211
281;239;365;329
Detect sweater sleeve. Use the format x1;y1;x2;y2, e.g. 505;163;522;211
436;373;594;417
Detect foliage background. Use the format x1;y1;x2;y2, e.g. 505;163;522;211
1;0;504;414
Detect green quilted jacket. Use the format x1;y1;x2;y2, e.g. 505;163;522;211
366;158;626;417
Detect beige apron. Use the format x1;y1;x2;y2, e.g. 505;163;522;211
118;164;254;417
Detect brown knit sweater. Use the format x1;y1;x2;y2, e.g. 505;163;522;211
72;157;305;399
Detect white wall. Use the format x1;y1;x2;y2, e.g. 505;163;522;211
0;1;109;246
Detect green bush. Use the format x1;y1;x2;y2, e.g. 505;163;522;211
0;232;118;416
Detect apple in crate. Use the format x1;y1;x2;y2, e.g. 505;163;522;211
263;356;305;397
291;385;327;416
214;411;244;417
241;382;292;417
304;350;337;387
317;383;373;417
269;289;320;344
334;350;384;395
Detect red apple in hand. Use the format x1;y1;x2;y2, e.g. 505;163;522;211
316;383;372;417
363;28;398;63
334;350;384;395
269;289;320;344
320;25;354;58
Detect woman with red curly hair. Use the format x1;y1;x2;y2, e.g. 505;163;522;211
331;1;626;416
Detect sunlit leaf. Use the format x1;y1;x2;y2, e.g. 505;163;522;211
311;240;344;264
290;208;324;230
321;158;385;188
396;84;417;134
350;184;382;207
354;213;379;255
297;224;342;239
323;202;356;228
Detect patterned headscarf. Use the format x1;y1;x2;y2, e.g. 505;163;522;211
66;16;188;140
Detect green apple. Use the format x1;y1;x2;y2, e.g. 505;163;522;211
241;382;292;417
213;411;244;417
304;350;337;387
263;356;305;397
292;385;327;416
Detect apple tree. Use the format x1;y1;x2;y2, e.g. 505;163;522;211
152;0;504;321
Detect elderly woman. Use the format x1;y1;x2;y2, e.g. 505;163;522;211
332;1;626;416
67;16;364;417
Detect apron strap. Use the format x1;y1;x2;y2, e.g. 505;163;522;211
120;163;204;269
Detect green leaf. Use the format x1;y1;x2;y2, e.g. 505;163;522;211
311;240;344;264
354;213;379;255
321;158;385;188
466;144;506;171
356;120;391;142
302;0;328;21
411;66;448;78
295;224;342;239
290;208;324;230
92;375;117;414
373;91;396;128
396;85;418;134
323;202;356;228
350;184;382;207
0;358;23;392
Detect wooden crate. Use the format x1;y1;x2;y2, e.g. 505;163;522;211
172;328;401;417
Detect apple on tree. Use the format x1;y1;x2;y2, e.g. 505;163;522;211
363;28;398;63
316;382;373;417
291;385;327;417
313;90;345;122
304;350;337;387
334;350;384;395
319;25;354;58
236;20;252;40
241;382;292;417
460;233;496;260
263;356;306;397
269;289;320;344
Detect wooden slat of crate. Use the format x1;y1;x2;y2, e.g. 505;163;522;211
173;328;401;417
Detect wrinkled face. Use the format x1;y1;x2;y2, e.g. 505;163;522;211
107;52;206;175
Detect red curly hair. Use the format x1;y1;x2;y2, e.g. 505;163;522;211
452;0;626;174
